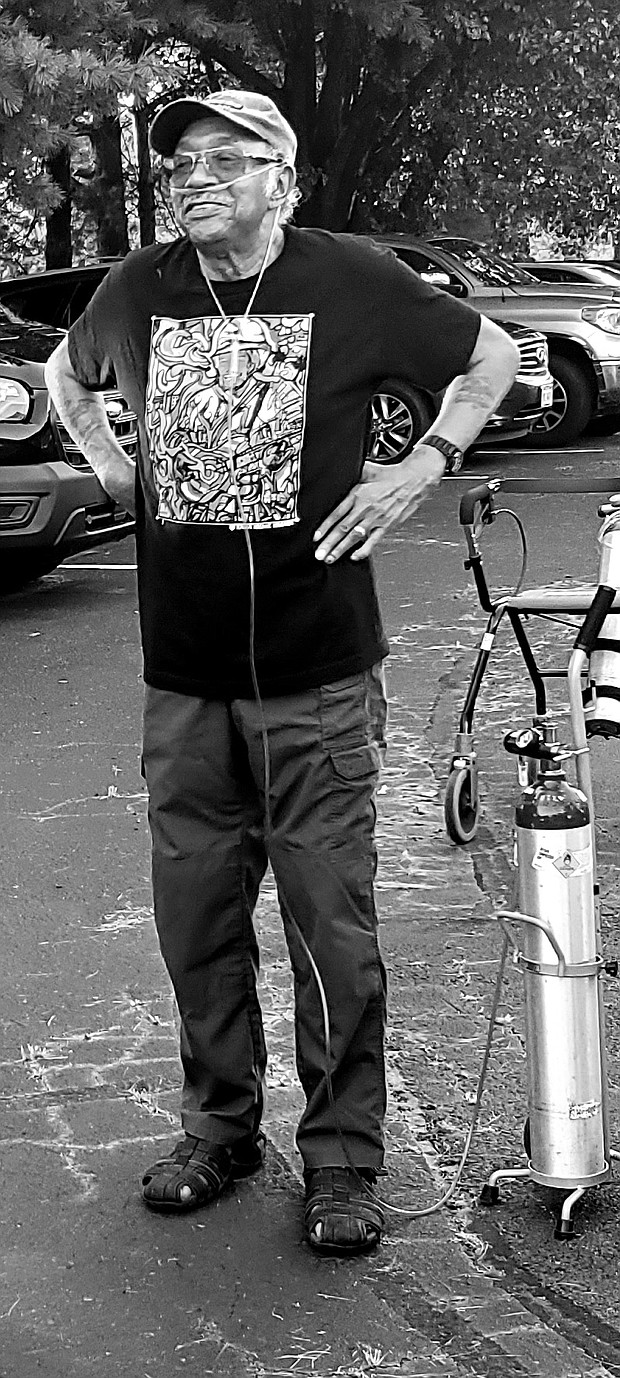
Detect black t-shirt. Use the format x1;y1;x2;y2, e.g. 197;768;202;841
67;228;480;698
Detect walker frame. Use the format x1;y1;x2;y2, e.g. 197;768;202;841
444;475;620;845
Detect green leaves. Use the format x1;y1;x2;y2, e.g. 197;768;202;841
2;0;620;269
352;0;433;46
0;76;24;117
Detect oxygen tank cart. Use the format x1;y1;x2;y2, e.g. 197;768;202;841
444;478;620;1238
482;589;620;1238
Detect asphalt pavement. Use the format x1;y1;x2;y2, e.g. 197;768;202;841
1;434;620;1376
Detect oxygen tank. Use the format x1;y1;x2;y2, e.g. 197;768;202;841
514;742;609;1188
585;500;620;737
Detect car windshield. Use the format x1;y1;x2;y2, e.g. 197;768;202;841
430;238;540;288
550;264;620;285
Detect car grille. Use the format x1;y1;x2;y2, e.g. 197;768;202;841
54;390;138;470
516;332;549;375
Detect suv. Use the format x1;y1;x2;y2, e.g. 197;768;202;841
368;235;620;447
366;317;552;461
0;268;135;587
518;260;620;291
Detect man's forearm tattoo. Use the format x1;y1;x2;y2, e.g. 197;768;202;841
54;381;113;450
448;370;506;412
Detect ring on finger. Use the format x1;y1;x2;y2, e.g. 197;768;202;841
352;523;367;540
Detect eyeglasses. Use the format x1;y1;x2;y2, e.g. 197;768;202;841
161;144;283;187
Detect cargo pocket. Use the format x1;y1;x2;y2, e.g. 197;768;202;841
329;743;379;782
319;674;370;754
326;742;379;833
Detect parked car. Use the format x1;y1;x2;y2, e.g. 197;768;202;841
427;237;620;299
366;319;553;461
366;234;620;446
518;260;620;290
0;281;135;588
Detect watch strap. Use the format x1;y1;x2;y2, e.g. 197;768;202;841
421;434;464;475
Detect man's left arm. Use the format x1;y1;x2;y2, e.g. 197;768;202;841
314;316;519;564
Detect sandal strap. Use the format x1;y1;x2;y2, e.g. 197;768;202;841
304;1166;384;1254
142;1132;265;1211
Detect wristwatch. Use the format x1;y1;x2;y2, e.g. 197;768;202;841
420;434;464;475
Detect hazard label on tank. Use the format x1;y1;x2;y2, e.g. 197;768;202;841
531;844;592;877
569;1100;599;1120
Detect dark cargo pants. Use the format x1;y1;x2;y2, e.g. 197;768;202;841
142;667;388;1170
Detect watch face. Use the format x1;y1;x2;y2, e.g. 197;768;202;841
426;436;463;473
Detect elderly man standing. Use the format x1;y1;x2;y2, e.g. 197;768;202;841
45;89;518;1256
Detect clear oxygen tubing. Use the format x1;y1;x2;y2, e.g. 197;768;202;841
165;163;286;198
205;202;508;1220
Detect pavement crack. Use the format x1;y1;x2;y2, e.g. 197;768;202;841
474;1218;620;1375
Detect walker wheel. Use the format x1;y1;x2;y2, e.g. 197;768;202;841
480;1183;500;1206
444;766;480;844
523;1117;531;1157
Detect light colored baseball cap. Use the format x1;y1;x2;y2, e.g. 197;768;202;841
149;89;297;165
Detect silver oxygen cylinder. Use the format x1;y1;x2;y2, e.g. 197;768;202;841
585;501;620;737
515;758;610;1188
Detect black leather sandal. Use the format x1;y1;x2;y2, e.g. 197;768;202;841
141;1131;266;1211
303;1166;384;1255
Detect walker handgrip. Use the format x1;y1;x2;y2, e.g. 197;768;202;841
574;584;617;653
459;483;497;527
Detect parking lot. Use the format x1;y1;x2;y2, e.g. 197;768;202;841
2;433;620;1375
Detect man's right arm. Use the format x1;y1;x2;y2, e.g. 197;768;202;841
44;338;136;516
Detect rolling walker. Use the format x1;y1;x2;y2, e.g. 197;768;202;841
444;477;620;1238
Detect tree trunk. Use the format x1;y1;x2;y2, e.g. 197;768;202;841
298;75;388;229
91;115;130;257
134;103;156;246
281;0;316;167
45;147;72;268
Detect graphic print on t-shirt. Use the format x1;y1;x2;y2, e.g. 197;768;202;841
145;313;313;526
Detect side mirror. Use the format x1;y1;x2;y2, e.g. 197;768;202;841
421;270;467;298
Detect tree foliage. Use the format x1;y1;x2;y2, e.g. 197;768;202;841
0;0;180;268
1;1;620;269
400;0;620;252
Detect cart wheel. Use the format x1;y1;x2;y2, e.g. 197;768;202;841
444;766;480;844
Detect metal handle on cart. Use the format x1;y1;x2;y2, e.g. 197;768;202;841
497;910;567;977
573;584;616;653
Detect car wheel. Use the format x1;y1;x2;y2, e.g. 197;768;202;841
368;379;434;463
523;354;594;448
0;553;59;592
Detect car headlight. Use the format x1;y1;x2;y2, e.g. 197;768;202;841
582;305;620;335
0;377;31;421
